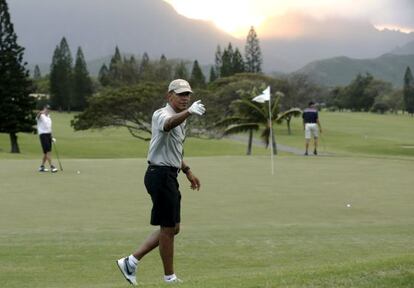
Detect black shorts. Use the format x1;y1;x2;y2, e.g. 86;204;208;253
144;165;181;227
39;133;52;153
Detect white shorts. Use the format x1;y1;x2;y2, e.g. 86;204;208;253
305;123;319;139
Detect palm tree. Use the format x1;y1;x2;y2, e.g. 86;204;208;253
276;108;302;135
215;88;301;155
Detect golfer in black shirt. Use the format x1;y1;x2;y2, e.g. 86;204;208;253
302;101;322;155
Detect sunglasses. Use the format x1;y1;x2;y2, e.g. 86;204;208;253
176;92;191;96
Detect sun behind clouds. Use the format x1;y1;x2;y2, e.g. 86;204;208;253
164;0;265;38
164;0;414;38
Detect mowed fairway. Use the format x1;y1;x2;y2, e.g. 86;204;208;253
1;155;414;287
1;111;414;287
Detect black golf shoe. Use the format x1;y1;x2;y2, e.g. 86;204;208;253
38;165;49;172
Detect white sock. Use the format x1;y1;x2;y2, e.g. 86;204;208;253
164;274;176;282
128;255;138;268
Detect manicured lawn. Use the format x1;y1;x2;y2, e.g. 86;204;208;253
1;111;413;287
1;156;413;287
0;112;269;159
276;112;414;157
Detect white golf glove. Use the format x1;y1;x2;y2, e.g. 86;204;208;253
188;100;206;116
52;138;56;143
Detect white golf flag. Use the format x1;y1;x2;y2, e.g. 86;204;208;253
252;86;271;103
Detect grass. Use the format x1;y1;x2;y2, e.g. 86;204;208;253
0;111;414;287
1;156;414;287
276;111;414;157
1;111;414;159
0;112;270;159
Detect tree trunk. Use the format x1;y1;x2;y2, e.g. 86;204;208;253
271;127;277;155
9;133;20;153
287;118;292;135
246;129;253;155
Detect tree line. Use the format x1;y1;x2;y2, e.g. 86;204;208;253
326;69;414;114
49;37;94;111
1;0;414;154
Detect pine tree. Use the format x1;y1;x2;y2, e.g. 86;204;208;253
73;47;93;110
139;52;154;81
156;54;172;81
98;64;110;86
33;65;41;80
245;26;262;73
220;43;234;77
214;45;222;78
190;60;206;88
174;61;189;80
209;66;217;83
0;0;36;153
49;37;73;111
232;48;245;74
139;53;150;76
403;66;414;115
49;45;61;106
123;56;139;85
109;46;123;84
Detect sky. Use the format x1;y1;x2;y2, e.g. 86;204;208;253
164;0;414;38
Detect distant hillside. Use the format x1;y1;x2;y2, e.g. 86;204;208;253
9;1;414;73
295;53;414;87
10;0;238;66
390;40;414;55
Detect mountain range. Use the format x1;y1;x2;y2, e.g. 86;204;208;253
9;0;236;66
297;51;414;88
7;0;414;86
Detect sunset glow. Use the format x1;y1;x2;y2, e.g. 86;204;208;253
164;0;414;38
374;24;414;34
164;0;265;38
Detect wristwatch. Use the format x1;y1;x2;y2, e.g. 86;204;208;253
182;166;190;174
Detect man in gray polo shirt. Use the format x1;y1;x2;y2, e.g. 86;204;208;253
116;79;205;285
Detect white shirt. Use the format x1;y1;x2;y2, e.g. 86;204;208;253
37;114;52;135
147;104;186;168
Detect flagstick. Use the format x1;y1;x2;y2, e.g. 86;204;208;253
268;89;274;175
252;86;274;175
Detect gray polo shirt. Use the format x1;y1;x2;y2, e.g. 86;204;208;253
147;104;186;168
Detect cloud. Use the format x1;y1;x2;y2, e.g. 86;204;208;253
166;0;414;33
282;0;414;32
368;0;414;31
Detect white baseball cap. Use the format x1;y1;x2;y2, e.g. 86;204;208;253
168;79;193;94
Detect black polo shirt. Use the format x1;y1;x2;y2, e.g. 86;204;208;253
302;108;318;124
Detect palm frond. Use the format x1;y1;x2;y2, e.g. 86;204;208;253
214;116;249;128
271;95;281;117
276;108;302;123
224;123;260;135
233;99;268;119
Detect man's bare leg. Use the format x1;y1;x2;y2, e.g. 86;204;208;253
305;139;310;155
314;137;318;154
132;229;160;260
159;224;180;275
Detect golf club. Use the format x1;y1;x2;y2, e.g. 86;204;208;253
319;133;326;155
52;138;63;171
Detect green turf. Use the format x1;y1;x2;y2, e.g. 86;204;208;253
1;111;414;159
1;111;413;287
1;156;413;287
0;112;270;159
276;111;414;157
